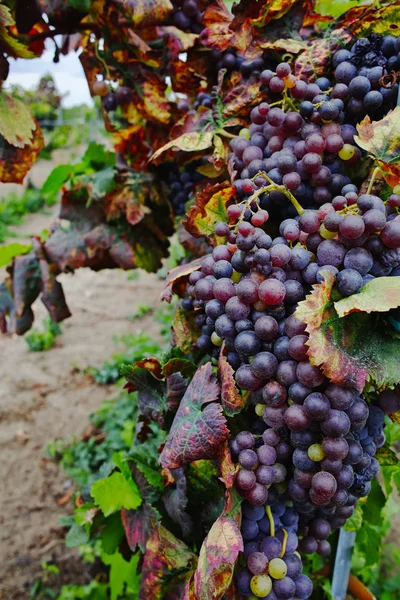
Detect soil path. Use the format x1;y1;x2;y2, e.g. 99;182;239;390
0;158;164;599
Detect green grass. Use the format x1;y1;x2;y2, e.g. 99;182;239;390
25;318;62;352
0;186;55;243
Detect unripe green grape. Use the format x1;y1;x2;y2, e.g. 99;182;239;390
239;128;251;139
320;223;336;239
308;443;325;462
211;332;222;346
268;557;287;579
338;144;355;160
231;270;242;283
255;404;264;417
250;574;273;597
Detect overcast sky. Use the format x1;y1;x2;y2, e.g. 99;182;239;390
6;38;93;107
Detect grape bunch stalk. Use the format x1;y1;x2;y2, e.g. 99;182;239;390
182;41;400;599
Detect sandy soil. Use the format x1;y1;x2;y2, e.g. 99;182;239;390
0;161;165;598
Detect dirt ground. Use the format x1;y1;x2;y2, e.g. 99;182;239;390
0;157;165;599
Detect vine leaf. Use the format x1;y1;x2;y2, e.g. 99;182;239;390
339;1;400;37
139;522;196;600
150;131;214;163
92;455;142;517
190;489;243;600
0;4;36;58
294;28;353;81
113;0;174;28
183;182;235;240
0;123;44;183
0;92;36;147
334;277;400;317
355;107;400;188
163;467;193;537
121;504;159;553
0;242;32;268
295;271;400;392
218;345;246;416
376;445;399;466
159;363;229;469
172;307;199;354
219;444;239;490
162;257;204;302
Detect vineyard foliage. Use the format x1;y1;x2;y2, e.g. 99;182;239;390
1;0;400;599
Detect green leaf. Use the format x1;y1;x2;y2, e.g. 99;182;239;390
92;167;116;197
100;513;125;555
356;524;382;567
101;551;141;600
65;523;89;548
344;502;363;532
334;277;400;317
0;242;32;268
91;461;142;517
0;92;36;148
83;142;115;169
41;164;74;202
361;479;386;527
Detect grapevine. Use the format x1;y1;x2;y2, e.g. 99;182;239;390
1;1;400;599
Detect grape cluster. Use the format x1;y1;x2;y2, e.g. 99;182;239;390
163;162;204;215
333;34;400;120
180;38;399;599
237;500;312;599
171;0;203;33
102;86;132;112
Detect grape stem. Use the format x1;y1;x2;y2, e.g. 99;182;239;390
252;171;305;215
366;165;381;195
280;528;288;558
266;506;275;537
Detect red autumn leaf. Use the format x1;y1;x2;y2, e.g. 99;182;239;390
191;489;243;600
162;257;204;302
163;467;193;536
121;504;159;552
139;522;196;600
159;362;229;469
183;182;235;240
334;277;400;318
113;0;174;29
0;123;44;184
231;0;298;29
134;357;164;381
295;29;353;81
171;307;200;354
339;0;400;37
200;0;252;53
218;345;246;416
222;78;267;119
295;271;400;392
355;107;400;188
219;444;239;490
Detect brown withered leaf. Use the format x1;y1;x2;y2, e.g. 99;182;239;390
218;345;246;416
159;362;228;469
139;522;196;600
113;0;173;29
219;444;239;490
162;257;204;302
192;489;243;600
172;307;200;354
231;0;298;29
222;78;266;119
0;124;44;184
151;131;214;163
183;182;235;240
355;107;400;188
